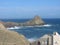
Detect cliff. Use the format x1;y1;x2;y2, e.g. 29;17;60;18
0;23;29;45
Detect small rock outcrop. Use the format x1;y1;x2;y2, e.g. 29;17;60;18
0;23;29;45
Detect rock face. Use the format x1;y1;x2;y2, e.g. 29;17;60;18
23;16;44;26
0;23;29;45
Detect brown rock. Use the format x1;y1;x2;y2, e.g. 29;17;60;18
0;23;29;45
23;16;45;26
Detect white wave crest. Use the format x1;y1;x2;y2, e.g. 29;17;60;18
33;24;52;27
7;24;52;30
28;38;37;42
43;24;52;27
7;26;22;29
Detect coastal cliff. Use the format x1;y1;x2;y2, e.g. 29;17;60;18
0;23;29;45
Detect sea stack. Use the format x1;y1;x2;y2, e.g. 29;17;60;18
23;16;45;26
32;16;44;25
0;23;29;45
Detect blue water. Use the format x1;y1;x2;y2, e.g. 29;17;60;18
1;19;60;40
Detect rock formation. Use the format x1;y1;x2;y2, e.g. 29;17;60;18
0;15;45;27
4;22;19;27
30;34;52;45
0;21;20;27
23;16;44;26
0;23;29;45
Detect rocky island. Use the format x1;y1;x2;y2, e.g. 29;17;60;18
0;16;45;28
22;16;44;26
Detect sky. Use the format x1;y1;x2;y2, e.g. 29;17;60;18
0;0;60;19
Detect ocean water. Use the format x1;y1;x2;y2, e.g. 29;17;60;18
1;19;60;42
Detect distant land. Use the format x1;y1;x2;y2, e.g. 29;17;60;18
0;16;45;28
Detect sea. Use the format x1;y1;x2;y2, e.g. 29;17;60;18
1;19;60;42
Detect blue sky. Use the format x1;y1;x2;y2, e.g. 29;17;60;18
0;0;60;19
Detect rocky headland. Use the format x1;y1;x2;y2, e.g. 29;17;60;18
0;16;45;28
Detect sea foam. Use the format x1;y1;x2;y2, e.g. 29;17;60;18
7;26;22;30
28;38;38;43
7;24;52;30
43;24;52;27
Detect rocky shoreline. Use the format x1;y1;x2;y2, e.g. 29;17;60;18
0;16;45;28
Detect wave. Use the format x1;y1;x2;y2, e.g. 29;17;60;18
42;24;52;27
7;26;23;30
24;24;52;28
32;24;52;27
7;24;52;30
28;38;37;42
